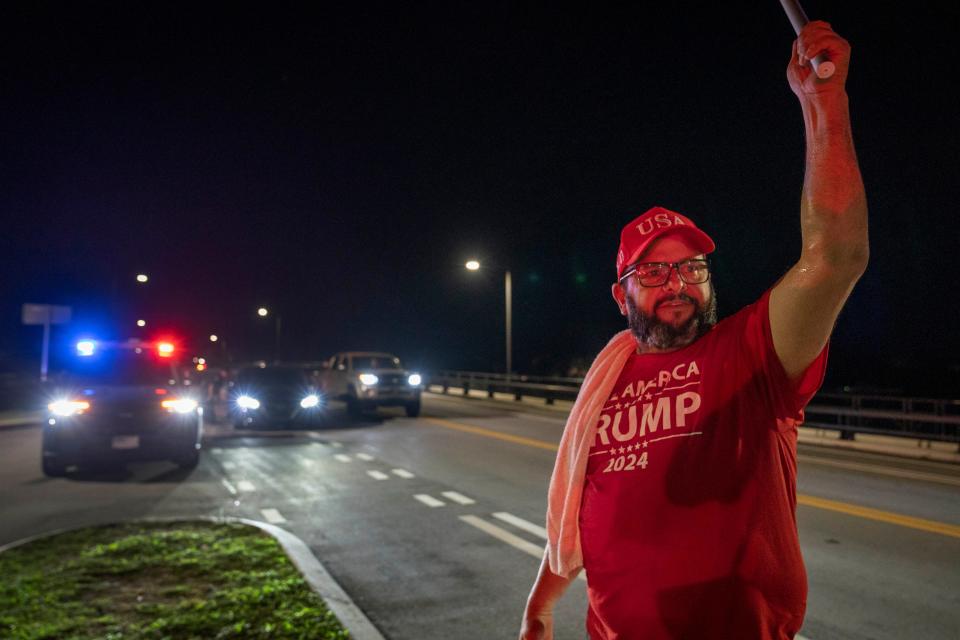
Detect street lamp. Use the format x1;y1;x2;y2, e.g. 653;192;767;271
136;274;149;283
209;334;218;342
136;319;146;327
256;307;282;361
465;260;512;379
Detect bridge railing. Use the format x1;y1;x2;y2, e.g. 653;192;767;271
426;371;960;445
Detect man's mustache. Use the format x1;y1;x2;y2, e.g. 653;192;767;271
655;294;698;310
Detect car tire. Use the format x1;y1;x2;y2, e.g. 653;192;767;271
347;397;363;417
405;400;421;418
176;448;200;470
42;455;67;478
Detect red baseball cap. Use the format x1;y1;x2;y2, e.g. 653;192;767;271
616;206;716;280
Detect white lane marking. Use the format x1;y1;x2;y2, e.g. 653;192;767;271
367;470;390;480
414;494;445;508
392;468;415;478
441;491;476;505
356;453;375;461
299;457;315;467
212;448;223;454
222;460;237;470
236;480;256;492
459;516;586;582
260;508;287;524
334;454;351;463
459;515;543;558
493;512;547;539
331;441;343;448
221;479;238;495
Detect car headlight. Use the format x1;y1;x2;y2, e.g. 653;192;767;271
408;374;422;386
300;394;320;409
161;398;199;414
237;395;261;410
48;399;91;417
358;374;379;386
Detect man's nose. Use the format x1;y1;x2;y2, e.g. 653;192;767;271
662;266;686;292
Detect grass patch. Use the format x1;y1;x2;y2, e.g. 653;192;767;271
0;521;351;639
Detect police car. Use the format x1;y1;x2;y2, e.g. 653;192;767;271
41;338;203;476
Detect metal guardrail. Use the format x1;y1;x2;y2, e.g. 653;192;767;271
427;371;960;446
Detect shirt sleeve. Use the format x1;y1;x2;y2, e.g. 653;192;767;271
737;288;829;426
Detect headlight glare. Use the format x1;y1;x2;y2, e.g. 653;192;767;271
48;399;90;417
407;374;422;386
161;398;199;414
300;394;320;409
237;395;261;410
358;374;379;386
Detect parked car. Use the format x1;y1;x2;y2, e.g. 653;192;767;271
232;364;324;428
41;338;203;476
322;352;422;417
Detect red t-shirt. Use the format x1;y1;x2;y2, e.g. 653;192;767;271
580;290;828;640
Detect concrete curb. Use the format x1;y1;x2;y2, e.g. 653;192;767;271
0;516;387;640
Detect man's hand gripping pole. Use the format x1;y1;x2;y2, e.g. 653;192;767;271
779;0;836;78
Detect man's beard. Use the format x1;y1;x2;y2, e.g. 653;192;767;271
626;284;718;350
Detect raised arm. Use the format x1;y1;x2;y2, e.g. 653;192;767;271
770;21;869;381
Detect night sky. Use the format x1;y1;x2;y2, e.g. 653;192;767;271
2;2;958;396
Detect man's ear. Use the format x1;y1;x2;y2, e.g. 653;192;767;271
611;282;628;316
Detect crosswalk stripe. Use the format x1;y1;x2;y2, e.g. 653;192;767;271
441;491;476;505
356;453;375;461
392;469;415;478
367;470;389;480
260;508;287;524
236;480;256;492
414;494;445;508
334;454;351;463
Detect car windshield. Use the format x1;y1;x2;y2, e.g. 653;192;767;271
59;349;178;387
237;368;308;386
351;355;401;370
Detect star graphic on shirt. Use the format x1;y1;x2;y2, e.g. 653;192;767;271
644;393;653;400
618;447;626;454
609;448;618;456
642;441;649;448
615;403;622;410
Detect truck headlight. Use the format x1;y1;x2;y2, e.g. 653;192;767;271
358;374;379;386
408;374;422;386
300;394;320;409
161;398;199;414
48;399;91;417
237;395;261;410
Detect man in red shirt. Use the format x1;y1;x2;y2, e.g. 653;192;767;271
520;21;867;640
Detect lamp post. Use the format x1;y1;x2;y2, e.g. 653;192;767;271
465;261;512;379
256;307;282;362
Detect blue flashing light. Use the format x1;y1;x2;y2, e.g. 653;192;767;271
76;340;96;357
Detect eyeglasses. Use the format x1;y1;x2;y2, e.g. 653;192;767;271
618;259;711;288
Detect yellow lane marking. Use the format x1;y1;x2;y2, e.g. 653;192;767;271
423;416;960;539
796;495;960;539
422;417;558;451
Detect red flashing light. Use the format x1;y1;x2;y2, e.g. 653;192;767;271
157;342;175;358
154;388;168;395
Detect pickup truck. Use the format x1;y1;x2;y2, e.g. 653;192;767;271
322;352;422;417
